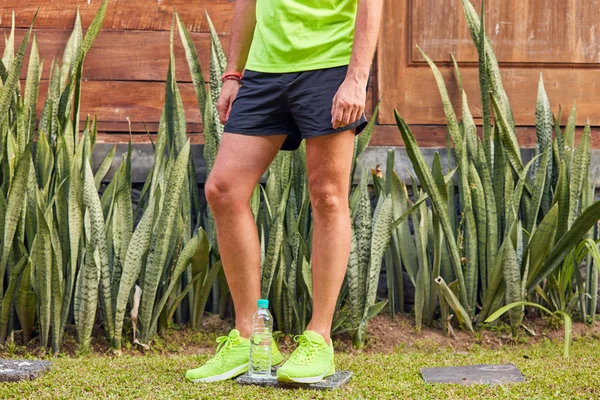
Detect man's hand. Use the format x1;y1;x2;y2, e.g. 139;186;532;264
217;80;242;124
331;77;367;129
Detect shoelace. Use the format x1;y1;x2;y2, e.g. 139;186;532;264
290;334;320;364
206;335;239;364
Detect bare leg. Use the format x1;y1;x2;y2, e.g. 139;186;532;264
304;129;355;344
205;133;286;338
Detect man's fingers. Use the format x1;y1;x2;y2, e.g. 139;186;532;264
217;102;227;125
352;105;364;126
331;96;340;128
225;97;234;122
340;108;351;128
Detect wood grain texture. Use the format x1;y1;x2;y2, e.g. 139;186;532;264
33;80;374;133
0;0;234;33
96;125;597;149
2;28;229;82
379;0;600;127
36;80;202;127
412;0;600;65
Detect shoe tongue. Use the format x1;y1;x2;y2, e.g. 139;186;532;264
303;330;326;344
229;329;241;339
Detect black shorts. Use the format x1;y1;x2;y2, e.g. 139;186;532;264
224;65;368;151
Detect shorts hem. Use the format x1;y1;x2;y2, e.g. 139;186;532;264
223;128;291;137
302;117;369;139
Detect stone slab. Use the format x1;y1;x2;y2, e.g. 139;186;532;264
0;360;52;382
236;369;352;390
420;364;525;385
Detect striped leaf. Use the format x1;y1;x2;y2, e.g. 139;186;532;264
1;145;31;296
139;141;190;343
502;236;523;335
0;14;35;127
75;241;100;354
461;0;515;133
94;145;116;190
568;124;591;227
82;160;114;343
435;277;473;332
33;201;53;349
360;195;394;341
527;200;600;290
535;74;553;214
261;181;291;299
113;200;155;350
15;261;35;344
176;12;207;120
60;9;83;90
1;11;15;69
206;12;226;141
396;112;468;307
23;34;41;143
149;231;200;336
0;256;28;343
563;104;577;171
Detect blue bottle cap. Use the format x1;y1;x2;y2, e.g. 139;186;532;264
257;299;269;309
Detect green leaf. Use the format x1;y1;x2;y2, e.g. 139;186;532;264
0;256;28;343
0;13;36;127
175;12;207;119
94;146;117;190
139;141;190;343
83;159;115;344
74;241;100;354
435;277;474;332
502;237;524;334
395;112;468;308
528;200;600;290
149;232;200;336
23;34;41;143
113;200;156;350
568;123;591;226
0;145;31;296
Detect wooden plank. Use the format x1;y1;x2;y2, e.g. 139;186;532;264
1;28;228;82
96;125;600;149
381;64;600;126
0;0;234;33
34;79;375;132
36;80;202;127
412;0;600;65
96;132;205;145
378;0;600;127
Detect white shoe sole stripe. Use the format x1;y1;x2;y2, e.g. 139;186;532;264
280;367;334;384
189;363;249;383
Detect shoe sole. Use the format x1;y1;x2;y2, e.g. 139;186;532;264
186;363;248;383
277;364;335;384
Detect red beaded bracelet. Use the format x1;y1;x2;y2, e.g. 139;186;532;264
221;71;243;83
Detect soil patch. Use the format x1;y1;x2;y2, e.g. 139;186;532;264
1;314;599;358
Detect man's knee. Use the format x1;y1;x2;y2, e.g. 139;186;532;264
205;174;246;213
309;182;347;216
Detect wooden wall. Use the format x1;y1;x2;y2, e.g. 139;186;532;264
377;0;600;147
1;0;599;148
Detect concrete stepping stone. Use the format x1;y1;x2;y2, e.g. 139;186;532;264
421;364;525;385
0;360;52;382
236;369;352;390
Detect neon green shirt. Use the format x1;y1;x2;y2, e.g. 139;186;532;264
245;0;358;73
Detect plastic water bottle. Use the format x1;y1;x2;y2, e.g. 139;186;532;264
248;299;273;378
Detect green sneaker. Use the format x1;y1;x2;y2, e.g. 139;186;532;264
277;330;335;384
186;329;284;383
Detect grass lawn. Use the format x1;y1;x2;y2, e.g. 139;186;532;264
0;333;598;399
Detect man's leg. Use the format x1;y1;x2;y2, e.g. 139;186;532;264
304;129;355;344
205;132;286;338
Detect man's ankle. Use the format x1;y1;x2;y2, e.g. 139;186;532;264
305;326;331;345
